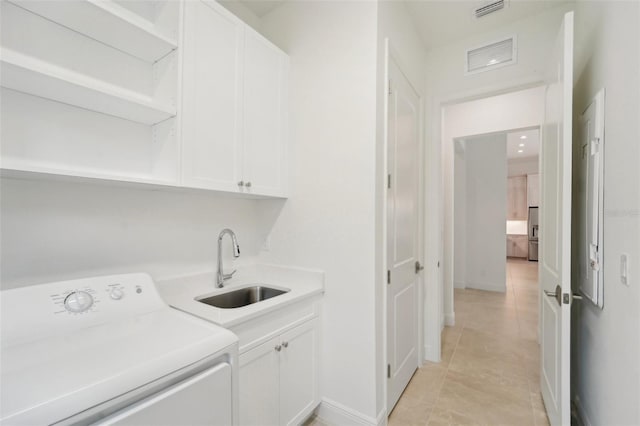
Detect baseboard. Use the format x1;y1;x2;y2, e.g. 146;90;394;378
315;398;382;426
454;281;466;289
573;395;593;426
466;282;506;293
444;312;455;326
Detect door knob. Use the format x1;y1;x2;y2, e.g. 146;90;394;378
275;344;282;352
544;285;562;307
545;285;582;306
245;181;252;188
415;261;424;274
282;341;288;348
237;181;244;187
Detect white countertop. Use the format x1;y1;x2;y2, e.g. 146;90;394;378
157;264;324;328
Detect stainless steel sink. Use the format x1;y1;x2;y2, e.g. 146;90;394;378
197;286;289;309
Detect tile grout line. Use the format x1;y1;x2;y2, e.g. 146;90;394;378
424;297;465;425
513;260;543;426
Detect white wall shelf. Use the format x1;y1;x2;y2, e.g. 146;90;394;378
0;166;288;200
0;48;177;125
9;0;177;63
0;161;179;188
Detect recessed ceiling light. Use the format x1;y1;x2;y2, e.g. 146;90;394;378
519;143;525;147
518;149;524;153
520;135;527;140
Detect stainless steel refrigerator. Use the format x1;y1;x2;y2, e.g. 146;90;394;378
528;206;539;261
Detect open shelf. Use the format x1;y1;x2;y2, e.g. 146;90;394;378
9;0;177;63
1;48;177;125
0;161;180;188
0;165;287;199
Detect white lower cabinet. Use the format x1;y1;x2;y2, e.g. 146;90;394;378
235;304;319;426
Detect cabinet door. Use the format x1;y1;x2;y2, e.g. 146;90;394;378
507;176;527;219
279;319;319;426
239;337;281;426
507;235;528;258
241;27;287;197
181;1;243;191
527;173;540;207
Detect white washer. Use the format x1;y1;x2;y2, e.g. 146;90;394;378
0;273;239;425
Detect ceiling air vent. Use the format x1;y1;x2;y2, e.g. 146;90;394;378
465;36;517;75
474;0;506;18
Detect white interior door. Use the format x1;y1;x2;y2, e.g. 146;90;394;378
386;57;420;412
540;11;574;426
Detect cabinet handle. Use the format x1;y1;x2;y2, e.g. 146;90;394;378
245;181;252;188
237;181;244;187
282;341;288;348
275;344;282;352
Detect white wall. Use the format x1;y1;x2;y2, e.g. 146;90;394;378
453;145;466;289
508;156;538;177
0;178;269;290
441;86;544;323
257;2;381;422
463;134;507;292
571;2;640;424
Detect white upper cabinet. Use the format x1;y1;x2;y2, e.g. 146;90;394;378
241;28;288;197
181;1;288;198
180;0;244;192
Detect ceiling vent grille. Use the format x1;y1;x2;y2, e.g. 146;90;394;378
474;0;506;18
465;36;517;74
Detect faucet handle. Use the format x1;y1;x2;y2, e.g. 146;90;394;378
223;269;237;281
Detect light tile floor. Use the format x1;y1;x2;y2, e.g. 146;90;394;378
387;259;550;426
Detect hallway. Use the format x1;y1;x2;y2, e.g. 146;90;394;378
389;259;549;425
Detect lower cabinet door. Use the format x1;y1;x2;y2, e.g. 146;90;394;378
239;337;281;426
279;319;319;426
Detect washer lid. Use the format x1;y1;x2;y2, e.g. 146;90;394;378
1;303;237;425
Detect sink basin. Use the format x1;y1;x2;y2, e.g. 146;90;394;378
197;286;289;309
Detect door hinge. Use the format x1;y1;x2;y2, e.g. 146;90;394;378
388;79;392;96
387;174;391;189
590;137;600;154
387;270;391;285
387;364;391;378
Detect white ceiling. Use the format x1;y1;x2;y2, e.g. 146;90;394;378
405;0;568;49
506;128;539;159
238;0;567;50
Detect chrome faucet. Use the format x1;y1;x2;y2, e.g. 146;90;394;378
216;228;240;288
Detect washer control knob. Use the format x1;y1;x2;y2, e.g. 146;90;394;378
110;288;124;300
64;291;94;313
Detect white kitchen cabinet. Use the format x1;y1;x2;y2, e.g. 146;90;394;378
241;28;288;197
181;1;288;198
527;173;540;207
239;335;280;426
507;176;528;220
278;320;318;425
233;300;320;426
180;0;243;193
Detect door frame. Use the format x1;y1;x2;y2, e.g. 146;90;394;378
381;38;425;415
426;76;546;363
